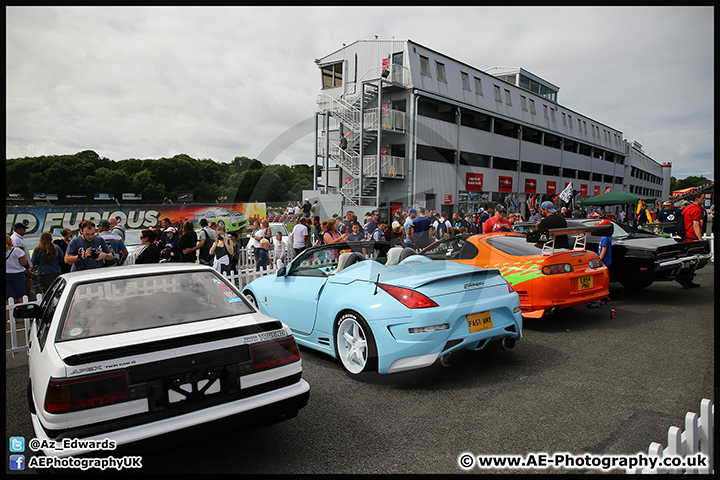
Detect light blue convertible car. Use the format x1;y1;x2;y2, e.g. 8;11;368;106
243;242;523;376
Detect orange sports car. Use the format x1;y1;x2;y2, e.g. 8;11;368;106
418;228;610;318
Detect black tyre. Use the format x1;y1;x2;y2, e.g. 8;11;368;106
335;312;378;375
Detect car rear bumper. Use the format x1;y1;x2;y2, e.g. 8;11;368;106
32;378;309;457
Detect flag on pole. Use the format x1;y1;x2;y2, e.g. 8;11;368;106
559;182;573;203
509;193;518;210
603;186;611;194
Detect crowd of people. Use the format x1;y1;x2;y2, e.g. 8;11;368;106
7;192;714;303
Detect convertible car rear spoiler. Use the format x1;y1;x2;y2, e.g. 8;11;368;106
526;224;613;255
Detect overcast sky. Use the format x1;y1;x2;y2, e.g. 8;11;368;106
6;6;714;181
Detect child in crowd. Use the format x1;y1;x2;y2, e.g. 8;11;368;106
256;238;270;271
274;231;286;269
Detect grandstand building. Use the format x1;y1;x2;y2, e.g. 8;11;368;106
313;39;669;217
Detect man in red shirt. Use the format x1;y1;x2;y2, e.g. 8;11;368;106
483;205;512;233
682;192;704;242
675;192;704;288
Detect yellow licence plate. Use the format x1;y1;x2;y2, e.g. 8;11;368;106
467;311;493;333
578;275;594;290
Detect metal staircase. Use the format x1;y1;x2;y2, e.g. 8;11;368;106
317;80;407;207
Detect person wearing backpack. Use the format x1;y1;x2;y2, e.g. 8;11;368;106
431;212;452;241
675;192;704;289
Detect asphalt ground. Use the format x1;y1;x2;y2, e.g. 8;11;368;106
6;263;715;474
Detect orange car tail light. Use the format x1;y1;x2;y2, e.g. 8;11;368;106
45;372;129;414
541;263;574;275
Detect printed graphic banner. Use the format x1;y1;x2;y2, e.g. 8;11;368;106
6;203;266;235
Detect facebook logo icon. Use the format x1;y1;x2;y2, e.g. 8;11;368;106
9;455;25;470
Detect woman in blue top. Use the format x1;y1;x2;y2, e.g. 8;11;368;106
31;232;63;294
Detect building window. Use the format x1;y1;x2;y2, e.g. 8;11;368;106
493;85;502;102
493;156;518;171
562;112;566;126
460;108;492;131
460;151;491;167
520;95;527;112
550;107;556;123
543;105;549;120
320;61;343;89
461;72;471;91
418;145;454;164
436;62;447;82
420;55;431;76
568;114;572;128
529;99;536;115
474;76;483;96
504;89;512;106
583;121;588;134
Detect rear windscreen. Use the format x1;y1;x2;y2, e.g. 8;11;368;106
59;271;253;340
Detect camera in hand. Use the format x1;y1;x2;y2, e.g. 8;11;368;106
78;246;101;260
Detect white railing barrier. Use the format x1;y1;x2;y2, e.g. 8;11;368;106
629;398;713;474
6;294;42;358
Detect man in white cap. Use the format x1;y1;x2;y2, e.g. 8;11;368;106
537;200;569;249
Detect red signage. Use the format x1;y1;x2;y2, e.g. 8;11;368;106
547;181;556;195
465;172;483;191
580;184;588;196
382;58;389;71
524;178;537;194
594;185;601;196
498;176;513;193
345;177;351;185
443;194;453;205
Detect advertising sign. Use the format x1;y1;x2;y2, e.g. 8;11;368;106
443;194;453;205
94;193;115;201
580;184;588;196
122;193;142;201
547;181;557;195
524;178;536;194
33;193;58;201
498;176;513;193
5;203;266;235
465;172;483;191
594;185;601;196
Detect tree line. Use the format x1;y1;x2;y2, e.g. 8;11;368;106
5;150;319;204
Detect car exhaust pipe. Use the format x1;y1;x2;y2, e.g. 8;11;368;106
440;352;454;367
547;307;559;316
501;337;516;350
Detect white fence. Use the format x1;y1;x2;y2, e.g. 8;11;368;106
6;295;41;358
629;398;714;474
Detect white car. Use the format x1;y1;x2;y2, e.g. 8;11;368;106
15;263;309;457
122;229;144;266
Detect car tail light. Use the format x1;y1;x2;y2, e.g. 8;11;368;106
251;338;301;372
377;283;439;309
588;258;603;268
502;277;516;293
541;263;574;275
45;372;128;414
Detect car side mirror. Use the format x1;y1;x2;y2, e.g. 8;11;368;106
276;267;286;277
14;304;41;319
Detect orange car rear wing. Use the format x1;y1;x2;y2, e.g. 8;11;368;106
526;225;612;255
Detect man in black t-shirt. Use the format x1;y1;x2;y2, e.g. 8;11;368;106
537;201;569;249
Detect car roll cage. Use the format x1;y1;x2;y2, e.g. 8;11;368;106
526;225;612;256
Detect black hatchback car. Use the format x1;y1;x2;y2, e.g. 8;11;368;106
564;219;711;289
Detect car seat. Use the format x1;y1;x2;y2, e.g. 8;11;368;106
335;252;365;273
385;247;405;266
